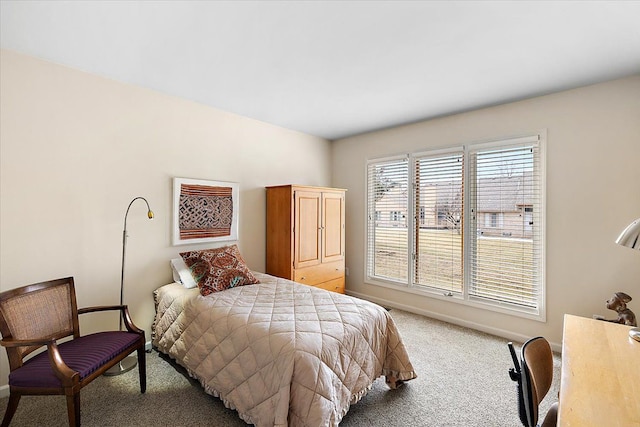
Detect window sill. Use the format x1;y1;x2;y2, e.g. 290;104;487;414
364;277;546;322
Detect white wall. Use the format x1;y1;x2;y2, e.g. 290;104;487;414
0;49;331;384
332;75;640;349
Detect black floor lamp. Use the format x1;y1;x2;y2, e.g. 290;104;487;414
105;196;154;376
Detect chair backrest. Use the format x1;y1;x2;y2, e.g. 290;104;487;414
522;336;554;423
508;336;554;427
0;277;80;369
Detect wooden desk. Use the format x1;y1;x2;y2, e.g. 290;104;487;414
559;314;640;426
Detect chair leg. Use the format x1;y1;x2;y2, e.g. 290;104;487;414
66;392;80;427
137;347;147;393
1;393;21;427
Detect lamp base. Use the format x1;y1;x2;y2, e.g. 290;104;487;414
104;356;137;376
630;327;640;343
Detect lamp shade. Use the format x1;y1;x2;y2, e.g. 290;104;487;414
616;218;640;250
615;217;640;343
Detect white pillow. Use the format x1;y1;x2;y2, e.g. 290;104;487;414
170;258;198;289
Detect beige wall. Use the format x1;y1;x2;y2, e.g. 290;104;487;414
332;75;640;349
0;49;331;385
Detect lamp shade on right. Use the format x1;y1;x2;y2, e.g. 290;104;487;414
616;218;640;250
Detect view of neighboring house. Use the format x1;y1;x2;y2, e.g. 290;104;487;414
374;183;410;228
374;172;534;239
476;173;534;238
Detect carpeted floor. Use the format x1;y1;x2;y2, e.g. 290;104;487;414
0;309;560;426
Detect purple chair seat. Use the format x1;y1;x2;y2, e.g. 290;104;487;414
9;331;141;388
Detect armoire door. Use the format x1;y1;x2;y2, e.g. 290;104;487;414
322;191;345;264
294;190;322;269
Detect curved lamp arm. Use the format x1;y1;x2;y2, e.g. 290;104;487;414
119;197;154;330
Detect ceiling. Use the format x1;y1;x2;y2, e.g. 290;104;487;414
2;1;640;140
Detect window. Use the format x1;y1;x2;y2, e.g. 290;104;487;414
366;133;545;319
366;156;409;282
413;149;464;294
488;213;498;228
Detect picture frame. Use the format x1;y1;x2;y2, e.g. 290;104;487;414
172;177;239;246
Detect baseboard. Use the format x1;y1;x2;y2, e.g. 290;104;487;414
0;340;155;399
346;290;562;353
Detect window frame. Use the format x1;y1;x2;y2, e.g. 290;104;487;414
364;131;546;321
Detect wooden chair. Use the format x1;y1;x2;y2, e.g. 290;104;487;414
508;337;558;427
0;277;146;426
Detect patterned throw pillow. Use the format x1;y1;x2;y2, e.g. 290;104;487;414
180;245;259;296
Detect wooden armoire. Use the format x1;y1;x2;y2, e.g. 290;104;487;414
266;185;346;293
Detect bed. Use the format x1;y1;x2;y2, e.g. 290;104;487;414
152;271;417;427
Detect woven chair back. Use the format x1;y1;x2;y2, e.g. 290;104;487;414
0;277;78;364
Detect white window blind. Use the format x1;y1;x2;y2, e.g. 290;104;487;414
365;132;545;318
413;151;464;294
468;140;542;309
366;157;409;283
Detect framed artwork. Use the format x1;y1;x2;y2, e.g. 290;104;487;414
172;177;239;246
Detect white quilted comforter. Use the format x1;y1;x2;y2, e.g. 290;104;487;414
152;272;416;426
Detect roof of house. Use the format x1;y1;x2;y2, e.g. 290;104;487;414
376;173;533;212
477;173;534;212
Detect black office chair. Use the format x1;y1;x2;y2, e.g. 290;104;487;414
508;337;558;427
